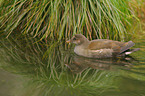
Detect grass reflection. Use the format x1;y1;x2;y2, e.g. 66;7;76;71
0;36;145;96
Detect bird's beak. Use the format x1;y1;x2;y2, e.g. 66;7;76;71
66;40;70;43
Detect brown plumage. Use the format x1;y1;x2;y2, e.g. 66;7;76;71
66;34;140;58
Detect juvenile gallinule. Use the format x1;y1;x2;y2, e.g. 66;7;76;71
66;34;139;58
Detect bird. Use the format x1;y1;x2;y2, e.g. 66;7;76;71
66;34;140;58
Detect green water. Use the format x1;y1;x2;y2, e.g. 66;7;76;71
0;34;145;96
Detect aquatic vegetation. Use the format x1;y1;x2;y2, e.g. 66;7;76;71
0;0;139;41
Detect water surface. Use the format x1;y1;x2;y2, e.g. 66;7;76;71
0;33;145;96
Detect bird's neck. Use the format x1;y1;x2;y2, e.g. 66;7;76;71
77;39;90;48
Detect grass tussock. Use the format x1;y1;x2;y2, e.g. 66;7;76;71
0;0;138;41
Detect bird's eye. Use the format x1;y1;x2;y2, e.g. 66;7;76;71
73;37;77;40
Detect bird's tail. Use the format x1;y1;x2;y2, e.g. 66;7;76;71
120;41;135;54
125;48;140;55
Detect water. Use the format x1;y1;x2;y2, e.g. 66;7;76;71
0;33;145;96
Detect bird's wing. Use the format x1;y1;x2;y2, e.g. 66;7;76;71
87;39;131;53
87;39;116;50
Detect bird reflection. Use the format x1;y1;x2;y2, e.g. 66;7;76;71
65;54;136;74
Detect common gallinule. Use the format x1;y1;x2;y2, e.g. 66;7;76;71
66;34;139;58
